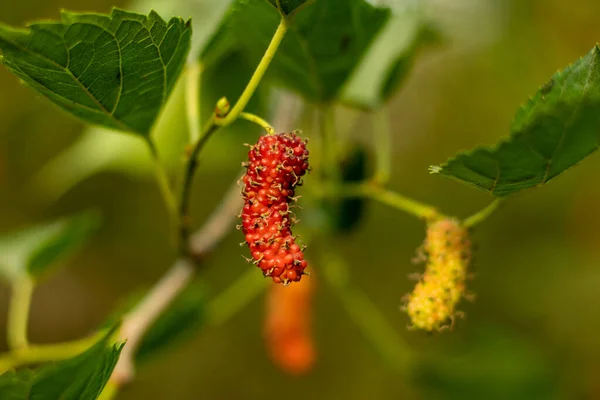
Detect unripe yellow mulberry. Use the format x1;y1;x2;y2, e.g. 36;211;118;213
405;218;471;331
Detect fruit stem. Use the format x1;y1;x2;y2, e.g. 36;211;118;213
372;106;392;185
463;198;503;228
146;137;178;241
336;182;439;221
239;112;275;134
7;276;33;350
215;17;288;128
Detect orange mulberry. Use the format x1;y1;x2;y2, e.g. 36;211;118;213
264;276;315;375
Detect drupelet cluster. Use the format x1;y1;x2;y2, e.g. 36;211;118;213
240;132;309;284
405;218;471;331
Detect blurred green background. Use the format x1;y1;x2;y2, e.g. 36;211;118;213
2;0;600;399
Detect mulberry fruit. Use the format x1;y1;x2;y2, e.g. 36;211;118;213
240;132;309;284
265;276;315;374
405;218;472;331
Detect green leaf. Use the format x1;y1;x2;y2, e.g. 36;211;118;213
431;45;600;197
0;9;191;135
0;327;124;400
265;0;313;16
0;212;100;282
341;7;441;109
203;0;390;103
135;283;207;363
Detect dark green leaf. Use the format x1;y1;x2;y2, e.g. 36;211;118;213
342;7;441;109
136;283;207;363
0;9;191;135
431;45;600;197
0;211;100;282
202;0;390;103
0;327;124;400
265;0;313;16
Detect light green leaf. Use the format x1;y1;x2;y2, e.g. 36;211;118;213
203;0;390;103
0;327;124;400
265;0;313;16
0;212;100;282
431;45;600;197
0;9;191;135
341;6;441;109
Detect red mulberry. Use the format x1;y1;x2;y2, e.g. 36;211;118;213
240;132;309;284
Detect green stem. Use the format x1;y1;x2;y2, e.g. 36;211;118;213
372;106;392;185
337;182;439;220
214;17;288;127
0;332;102;373
7;276;34;350
463;198;504;228
185;62;203;143
146;138;178;224
239;112;275;134
321;250;412;373
178;118;220;252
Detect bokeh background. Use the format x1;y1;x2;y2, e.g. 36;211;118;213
2;0;600;399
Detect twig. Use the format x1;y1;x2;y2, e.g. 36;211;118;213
335;182;439;221
110;176;247;385
7;276;33;350
178;118;220;252
0;332;103;374
189;179;244;259
111;258;194;385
